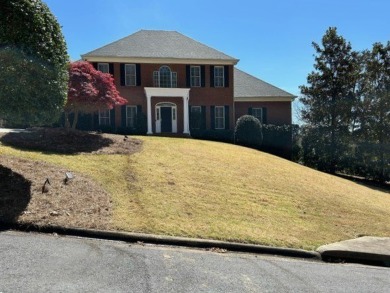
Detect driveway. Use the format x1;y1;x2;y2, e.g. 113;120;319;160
0;128;28;133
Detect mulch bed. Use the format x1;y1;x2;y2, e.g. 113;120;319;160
0;127;143;229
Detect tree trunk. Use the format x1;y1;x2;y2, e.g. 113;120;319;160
64;112;71;130
72;110;79;130
330;94;337;174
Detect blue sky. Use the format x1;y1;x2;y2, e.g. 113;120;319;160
44;0;389;123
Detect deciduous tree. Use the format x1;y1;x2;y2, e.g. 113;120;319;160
66;61;127;130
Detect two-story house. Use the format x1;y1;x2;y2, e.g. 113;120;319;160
81;30;294;135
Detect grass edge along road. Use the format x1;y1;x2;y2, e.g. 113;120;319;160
1;135;389;250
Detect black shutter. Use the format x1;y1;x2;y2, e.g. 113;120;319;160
201;106;206;129
224;105;229;130
120;64;125;86
110;108;116;129
248;107;253;115
186;65;191;87
109;63;114;75
136;64;141;86
210;106;215;129
201;66;205;87
262;107;267;124
92;62;98;69
189;105;193;129
121;105;127;127
224;66;229;87
137;105;142;114
210;66;215;88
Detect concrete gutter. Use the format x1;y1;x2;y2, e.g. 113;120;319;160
1;223;320;260
2;223;389;267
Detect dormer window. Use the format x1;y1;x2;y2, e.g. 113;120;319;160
153;66;177;88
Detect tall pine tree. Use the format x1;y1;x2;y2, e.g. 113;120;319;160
300;27;359;173
354;42;390;182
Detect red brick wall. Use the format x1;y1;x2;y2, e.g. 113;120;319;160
110;63;234;130
97;62;291;130
234;101;291;125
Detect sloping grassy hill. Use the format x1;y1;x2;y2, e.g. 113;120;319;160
1;135;389;250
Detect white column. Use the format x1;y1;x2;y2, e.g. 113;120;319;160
183;94;190;135
146;94;153;135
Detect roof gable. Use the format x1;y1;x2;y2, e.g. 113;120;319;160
82;30;238;64
234;68;295;101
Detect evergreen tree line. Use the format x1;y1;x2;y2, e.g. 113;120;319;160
298;27;390;183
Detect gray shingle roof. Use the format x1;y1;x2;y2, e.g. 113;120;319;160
234;68;295;99
82;30;238;62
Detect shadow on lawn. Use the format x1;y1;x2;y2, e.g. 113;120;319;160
0;127;114;154
336;173;390;194
0;165;31;224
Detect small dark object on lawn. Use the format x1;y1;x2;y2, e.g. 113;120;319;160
42;178;50;193
124;135;128;138
64;172;74;185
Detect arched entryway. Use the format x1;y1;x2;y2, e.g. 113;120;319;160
155;102;177;133
144;87;191;135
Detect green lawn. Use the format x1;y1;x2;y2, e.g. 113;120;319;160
1;135;390;250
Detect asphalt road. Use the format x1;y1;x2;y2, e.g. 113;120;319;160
0;231;389;293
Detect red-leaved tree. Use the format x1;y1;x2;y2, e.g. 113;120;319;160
65;61;127;129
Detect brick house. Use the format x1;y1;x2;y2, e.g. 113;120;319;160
81;30;294;135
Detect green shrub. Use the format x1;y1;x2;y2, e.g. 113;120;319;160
234;115;263;148
261;124;293;159
191;129;234;143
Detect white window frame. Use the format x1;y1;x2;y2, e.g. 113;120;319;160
252;108;263;122
191;106;202;129
215;106;225;129
125;64;136;86
126;106;137;128
153;66;177;88
190;66;201;87
97;63;109;73
214;66;224;88
99;109;110;126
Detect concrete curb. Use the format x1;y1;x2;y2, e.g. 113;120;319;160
317;237;390;267
1;222;320;260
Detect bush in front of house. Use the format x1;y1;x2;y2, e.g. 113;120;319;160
191;129;234;143
117;112;147;135
261;124;293;159
234;115;263;148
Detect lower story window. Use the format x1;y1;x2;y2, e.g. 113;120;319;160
215;106;225;129
191;106;202;129
126;106;137;128
252;108;263;122
99;110;110;126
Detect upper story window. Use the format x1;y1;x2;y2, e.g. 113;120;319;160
153;66;177;88
97;63;109;73
214;66;224;87
190;66;201;87
125;64;136;86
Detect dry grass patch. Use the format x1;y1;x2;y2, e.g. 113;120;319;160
1;133;389;250
116;137;390;249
